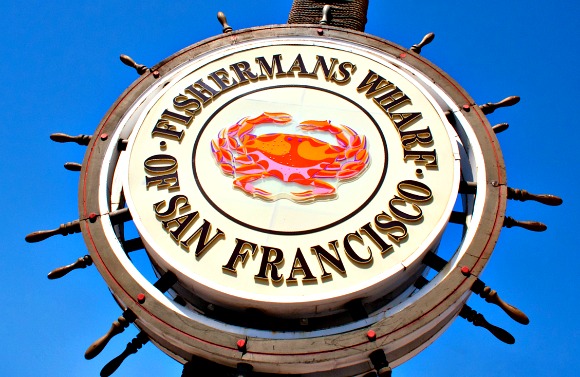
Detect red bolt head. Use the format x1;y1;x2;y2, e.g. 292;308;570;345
367;330;377;341
317;28;324;35
100;133;108;140
461;266;471;276
88;213;98;222
399;52;407;58
237;339;246;351
462;104;471;111
137;293;146;303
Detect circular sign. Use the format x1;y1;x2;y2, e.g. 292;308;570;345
122;39;460;317
78;26;506;376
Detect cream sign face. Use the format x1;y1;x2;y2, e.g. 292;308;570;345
123;39;460;316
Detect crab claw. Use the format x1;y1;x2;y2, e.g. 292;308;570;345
298;120;352;147
251;188;272;200
291;178;336;200
290;190;317;201
265;112;292;123
220;163;234;175
237;112;292;139
233;174;273;200
246;112;292;125
298;120;342;134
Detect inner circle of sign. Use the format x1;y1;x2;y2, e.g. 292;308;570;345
192;85;388;236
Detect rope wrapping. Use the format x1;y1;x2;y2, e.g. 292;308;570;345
288;0;369;32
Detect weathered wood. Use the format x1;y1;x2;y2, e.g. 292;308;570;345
413;276;429;289
449;211;468;224
459;180;477;194
64;162;82;171
504;216;547;232
320;5;332;25
109;208;132;225
122;237;144;253
26;208;131;244
119;54;148;75
471;279;529;325
50;133;91;145
25;220;81;243
181;356;231;376
217;11;232;33
508;187;563;206
117;139;128;151
235;363;254;377
422;252;448;272
85;309;136;360
459;305;515;344
48;255;92;279
492;123;509;134
153;271;178;293
100;331;148;377
479;96;520;115
345;299;368;320
410;32;435;54
369;349;392;377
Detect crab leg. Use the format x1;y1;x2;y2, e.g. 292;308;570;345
291;178;336;200
238;112;292;139
246;112;292;125
297;119;369;182
298;120;356;148
233;173;273;199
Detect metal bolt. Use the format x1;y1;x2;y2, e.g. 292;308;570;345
461;266;471;276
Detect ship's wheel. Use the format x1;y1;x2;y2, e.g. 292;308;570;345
26;2;561;377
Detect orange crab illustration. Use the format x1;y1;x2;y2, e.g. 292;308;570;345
211;112;369;201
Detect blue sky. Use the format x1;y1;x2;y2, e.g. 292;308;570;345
2;1;579;376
